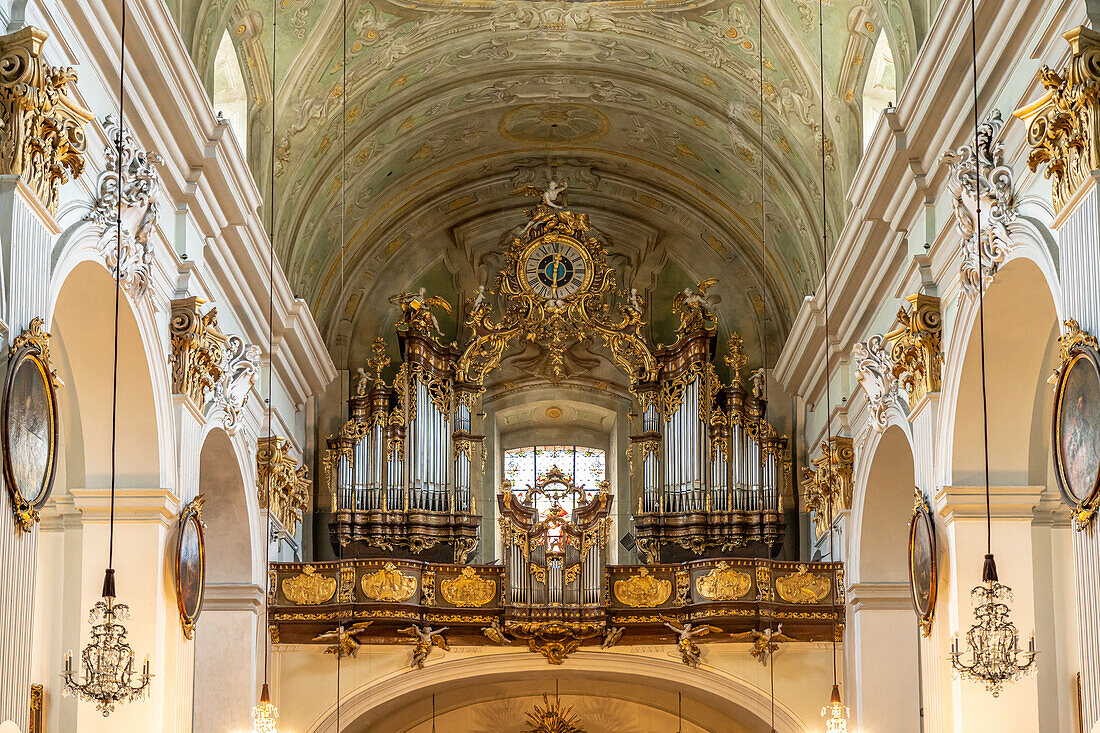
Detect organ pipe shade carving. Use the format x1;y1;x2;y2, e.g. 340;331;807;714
257;436;310;534
801;437;854;540
0;26;92;213
1015;26;1100;215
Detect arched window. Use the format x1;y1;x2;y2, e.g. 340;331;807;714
212;31;248;148
504;445;606;548
862;31;897;149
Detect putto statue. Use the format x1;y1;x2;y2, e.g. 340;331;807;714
399;625;450;669
672;278;720;333
389;287;452;338
659;615;722;667
512;179;580;236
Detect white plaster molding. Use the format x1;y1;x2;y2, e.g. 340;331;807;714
206;333;260;435
69;488;180;526
939;110;1019;296
85;115;162;300
847;581;912;613
851;333;903;433
934;485;1045;524
202;582;264;613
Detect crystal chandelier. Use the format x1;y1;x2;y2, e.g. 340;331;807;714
950;556;1036;696
62;570;152;715
821;684;850;733
252;683;279;733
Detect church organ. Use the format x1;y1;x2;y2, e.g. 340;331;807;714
324;183;788;566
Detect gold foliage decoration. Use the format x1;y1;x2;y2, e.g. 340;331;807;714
282;565;337;605
170;296;227;411
439;567;496;607
613;568;672;607
885;294;942;405
695;562;752;601
361;563;418;602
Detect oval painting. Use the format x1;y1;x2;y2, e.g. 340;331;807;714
1057;353;1100;503
178;515;204;621
908;507;935;624
7;356;53;504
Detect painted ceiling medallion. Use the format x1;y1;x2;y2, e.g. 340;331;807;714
499;104;610;145
525;694;586;733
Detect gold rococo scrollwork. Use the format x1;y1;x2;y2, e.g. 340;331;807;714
257;436;310;534
169;296;227;411
775;564;833;604
361;563;418;602
439;567;496;607
282;565;338;605
801;437;854;540
613;568;672;607
695;562;752;601
884;294;942;405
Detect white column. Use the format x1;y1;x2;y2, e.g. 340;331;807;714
847;581;920;732
193;583;262;733
0;175;59;729
69;488;184;732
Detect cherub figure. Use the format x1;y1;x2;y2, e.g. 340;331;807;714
659;615;722;667
313;622;373;659
399;625;450;669
513;180;571;236
470;285;489;313
389;287;452;337
750;367;767;399
541;179;568;209
482;618;511;645
627;287;643;313
601;626;625;649
355;366;370;397
672;279;720;332
730;624;795;666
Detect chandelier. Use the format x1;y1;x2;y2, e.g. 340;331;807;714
62;570;152;715
950;557;1036;696
820;684;850;733
252;683;279;733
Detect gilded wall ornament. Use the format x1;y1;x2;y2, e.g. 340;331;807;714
800;437;854;539
361;562;418;602
86;115;162;299
775;565;833;604
613;568;672;607
1015;27;1100;215
695;561;752;601
505;621;604;665
909;489;938;636
169;296;227;411
524;693;587;733
174;495;206;640
0;26;92;213
439;567;496;607
885;294;942;405
939;110;1018;294
281;565;337;605
257;436;310;534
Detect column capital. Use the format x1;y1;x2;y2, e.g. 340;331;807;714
847;581;912;612
69;488;180;525
202;582;264;613
934;485;1045;523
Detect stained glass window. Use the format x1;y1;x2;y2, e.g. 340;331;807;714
503;445;606;550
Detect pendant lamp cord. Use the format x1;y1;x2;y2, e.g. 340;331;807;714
969;0;994;570
335;0;348;727
816;0;839;689
770;648;776;732
757;0;769;395
432;694;437;733
106;0;129;589
678;690;683;733
263;0;277;692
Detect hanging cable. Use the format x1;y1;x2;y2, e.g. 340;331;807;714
770;646;776;733
757;0;769;393
432;693;437;733
678;690;683;733
334;0;349;727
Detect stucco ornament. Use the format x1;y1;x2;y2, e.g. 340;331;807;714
939;110;1018;295
852;333;899;432
86;115;163;299
208;335;260;434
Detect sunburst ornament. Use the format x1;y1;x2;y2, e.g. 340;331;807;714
525;693;586;733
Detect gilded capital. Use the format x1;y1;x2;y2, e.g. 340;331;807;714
800;436;854;540
169;296;227;411
1015;26;1100;214
257;435;310;533
885;294;942;405
0;26;92;213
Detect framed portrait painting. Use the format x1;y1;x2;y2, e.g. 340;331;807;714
908;489;937;637
175;495;206;639
1053;329;1100;529
2;319;59;532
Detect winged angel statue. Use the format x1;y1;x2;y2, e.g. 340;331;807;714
660;614;723;667
399;625;450;669
672;278;721;333
388;287;453;338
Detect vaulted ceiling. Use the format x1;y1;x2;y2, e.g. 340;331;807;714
174;0;929;371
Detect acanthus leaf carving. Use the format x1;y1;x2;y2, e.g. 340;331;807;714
85;115;163;299
884;294;943;406
257;435;311;535
0;26;92;214
800;437;854;540
169;296;227;411
208;334;260;434
852;332;900;432
939;110;1018;295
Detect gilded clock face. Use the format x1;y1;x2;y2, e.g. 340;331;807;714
522;238;589;299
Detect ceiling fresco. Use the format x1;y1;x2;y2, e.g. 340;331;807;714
174;0;929;371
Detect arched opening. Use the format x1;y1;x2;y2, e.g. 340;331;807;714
193;427;260;733
30;260;162;729
849;424;919;730
212;31;248;149
861;31;896;149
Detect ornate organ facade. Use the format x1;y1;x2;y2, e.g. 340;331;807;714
324;184;790;567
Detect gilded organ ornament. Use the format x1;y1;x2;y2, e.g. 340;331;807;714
281;565;338;605
0;26;92;213
439;567;496;607
361;562;418;602
613;568;672;607
524;694;587;733
257;436;311;534
695;562;752;601
775;565;833;604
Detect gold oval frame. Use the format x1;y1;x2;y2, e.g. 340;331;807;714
2;320;59;532
1053;344;1100;528
175;495;206;640
908;490;937;637
518;234;594;299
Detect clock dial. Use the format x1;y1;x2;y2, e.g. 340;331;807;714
522;239;588;299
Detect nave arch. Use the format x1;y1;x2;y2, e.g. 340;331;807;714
289;652;813;733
